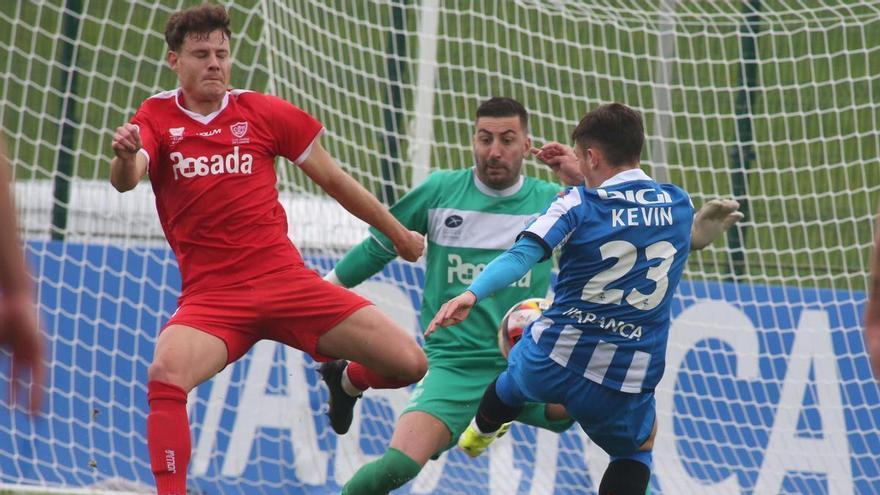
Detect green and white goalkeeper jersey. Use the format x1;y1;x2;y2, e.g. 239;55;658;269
333;168;562;363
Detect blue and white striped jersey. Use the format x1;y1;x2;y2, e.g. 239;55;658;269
521;168;693;393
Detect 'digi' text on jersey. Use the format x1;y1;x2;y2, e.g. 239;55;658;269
598;187;675;228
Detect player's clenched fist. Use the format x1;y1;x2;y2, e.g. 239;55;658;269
393;229;425;262
111;123;142;160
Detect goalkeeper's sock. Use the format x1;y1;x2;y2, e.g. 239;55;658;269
346;362;413;391
341;447;422;495
475;378;523;434
147;380;190;495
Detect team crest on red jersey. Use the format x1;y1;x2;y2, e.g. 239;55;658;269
230;121;248;138
169;127;185;146
230;121;249;144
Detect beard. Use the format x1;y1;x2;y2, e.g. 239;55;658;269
478;158;519;188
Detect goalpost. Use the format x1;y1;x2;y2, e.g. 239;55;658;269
1;1;878;493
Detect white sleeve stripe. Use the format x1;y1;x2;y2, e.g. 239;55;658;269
526;188;582;238
293;127;325;165
369;232;397;255
137;148;150;166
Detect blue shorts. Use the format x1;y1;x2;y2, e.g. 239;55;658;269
497;337;655;457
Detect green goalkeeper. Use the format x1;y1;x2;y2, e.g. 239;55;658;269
321;97;742;494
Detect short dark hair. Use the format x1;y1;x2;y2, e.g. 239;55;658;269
165;3;231;52
476;97;528;131
571;103;644;166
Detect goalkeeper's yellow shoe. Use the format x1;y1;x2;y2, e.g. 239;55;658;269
458;422;512;458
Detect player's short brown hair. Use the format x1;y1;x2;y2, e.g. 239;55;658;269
571;103;644;167
165;3;231;52
476;97;529;131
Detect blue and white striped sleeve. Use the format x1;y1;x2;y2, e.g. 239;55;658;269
518;187;584;261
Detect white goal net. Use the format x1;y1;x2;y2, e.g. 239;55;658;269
1;0;878;494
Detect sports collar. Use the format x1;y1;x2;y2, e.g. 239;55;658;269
175;88;230;125
600;168;652;187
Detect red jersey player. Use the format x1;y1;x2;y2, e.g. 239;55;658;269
0;130;44;416
866;201;880;381
109;5;427;494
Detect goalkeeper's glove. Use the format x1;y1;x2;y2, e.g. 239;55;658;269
690;198;744;250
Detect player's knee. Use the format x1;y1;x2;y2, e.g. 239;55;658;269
395;347;427;384
147;358;190;391
598;459;651;495
543;403;572;425
379;345;426;384
364;347;426;385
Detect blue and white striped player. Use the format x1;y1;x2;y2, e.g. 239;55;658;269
427;103;693;495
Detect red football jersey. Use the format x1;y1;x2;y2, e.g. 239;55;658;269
130;89;323;297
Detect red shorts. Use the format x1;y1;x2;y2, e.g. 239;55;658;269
164;267;372;364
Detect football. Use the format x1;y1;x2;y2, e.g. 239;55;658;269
498;297;552;358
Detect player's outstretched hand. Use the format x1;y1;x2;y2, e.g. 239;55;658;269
394;229;425;262
531;142;583;186
111;123;142;161
425;291;477;338
0;294;45;416
690;198;745;250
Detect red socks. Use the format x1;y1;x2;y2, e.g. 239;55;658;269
144;370;409;494
147;380;190;495
345;362;413;390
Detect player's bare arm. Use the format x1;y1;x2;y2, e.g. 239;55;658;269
0;131;44;415
0;137;31;299
425;291;477;337
299;141;424;261
110;123;148;192
531;142;584;186
865;201;880;380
